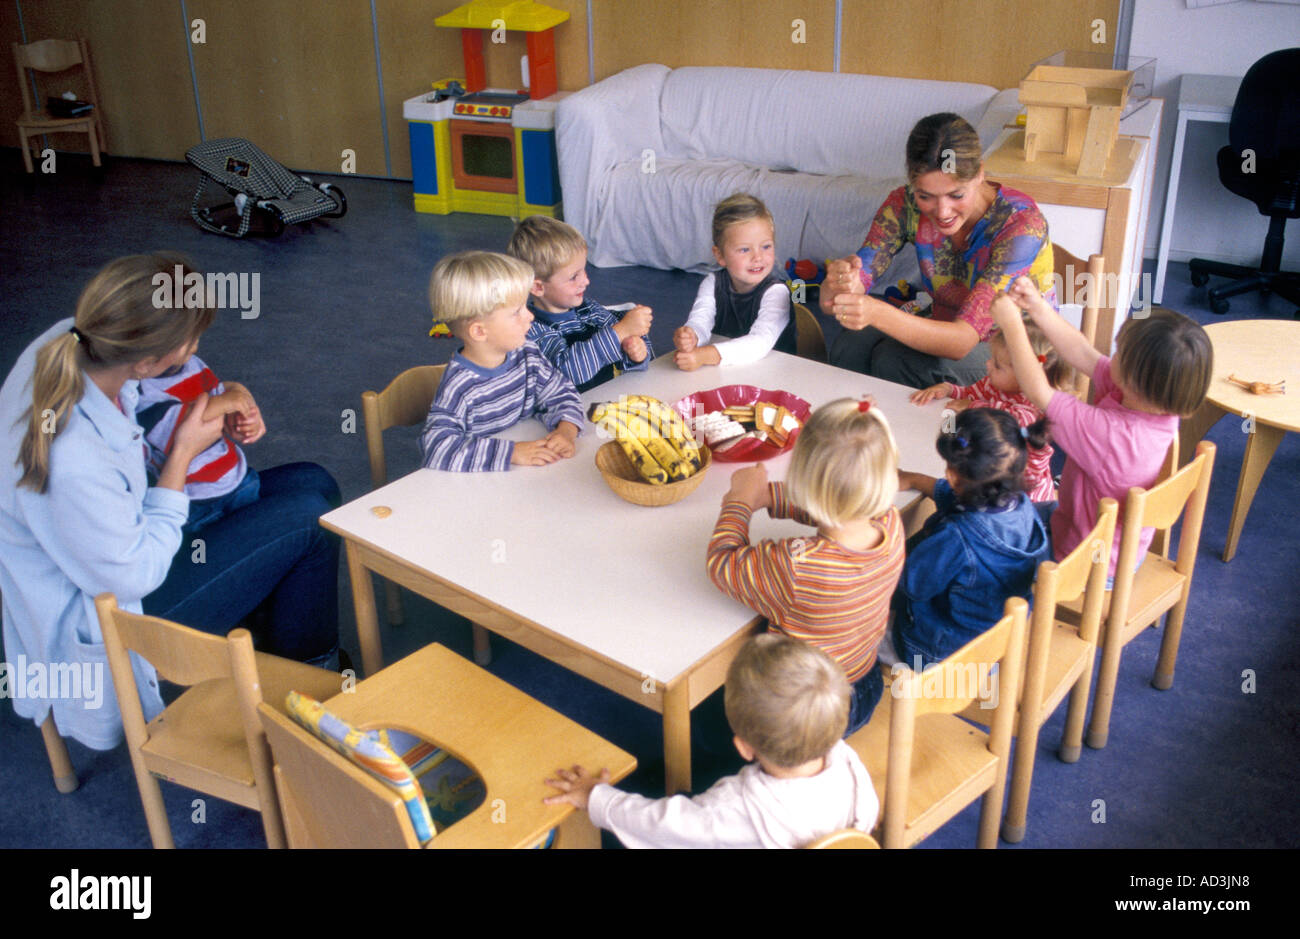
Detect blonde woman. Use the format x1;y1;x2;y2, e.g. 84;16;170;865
0;253;340;749
822;112;1056;388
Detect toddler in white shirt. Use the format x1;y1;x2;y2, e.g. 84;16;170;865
544;632;878;848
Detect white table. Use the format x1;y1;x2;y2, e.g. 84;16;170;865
321;353;947;793
1153;74;1241;304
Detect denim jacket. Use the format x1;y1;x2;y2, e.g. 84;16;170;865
898;479;1050;665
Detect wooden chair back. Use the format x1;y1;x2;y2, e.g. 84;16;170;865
257;702;423;849
879;597;1027;849
1051;245;1104;400
806;829;881;849
794;303;828;363
1088;441;1216;748
96;593;339;848
13;39;105;171
361;364;445;489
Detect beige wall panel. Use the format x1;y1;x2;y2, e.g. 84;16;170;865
375;0;459;180
16;0;198;161
839;0;1119;89
592;0;836;80
189;0;384;175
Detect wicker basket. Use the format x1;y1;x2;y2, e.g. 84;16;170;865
595;440;712;506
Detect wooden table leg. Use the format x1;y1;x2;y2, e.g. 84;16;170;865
345;541;384;677
662;677;691;795
1223;423;1285;562
1179;401;1225;469
552;809;601;849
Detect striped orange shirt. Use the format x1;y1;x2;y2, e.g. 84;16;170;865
707;483;905;682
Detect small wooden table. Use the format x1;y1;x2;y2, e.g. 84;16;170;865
321;352;946;793
324;642;636;848
1179;320;1299;561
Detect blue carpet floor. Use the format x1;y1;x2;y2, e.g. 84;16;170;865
1;151;1297;851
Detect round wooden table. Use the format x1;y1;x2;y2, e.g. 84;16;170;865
1179;319;1299;561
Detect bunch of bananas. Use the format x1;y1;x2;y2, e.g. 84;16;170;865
588;395;704;485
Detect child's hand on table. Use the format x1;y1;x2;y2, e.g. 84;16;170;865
621;335;648;363
541;421;579;459
674;346;720;371
910;382;954;405
544;765;610;810
724;463;771;511
511;438;562;466
673;326;698;353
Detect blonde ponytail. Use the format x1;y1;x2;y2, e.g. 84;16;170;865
17;252;215;493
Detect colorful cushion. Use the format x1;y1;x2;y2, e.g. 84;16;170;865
382;728;486;832
285;691;437;844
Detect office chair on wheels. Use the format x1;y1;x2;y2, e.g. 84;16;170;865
1187;48;1300;317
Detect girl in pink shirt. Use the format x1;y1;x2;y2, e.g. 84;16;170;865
991;278;1212;577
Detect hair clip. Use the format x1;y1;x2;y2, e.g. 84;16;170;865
1020;426;1030;440
1036;353;1047;364
956;435;969;448
857;399;872;413
68;325;83;343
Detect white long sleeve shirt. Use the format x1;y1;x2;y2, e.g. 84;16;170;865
586;740;878;849
682;273;792;367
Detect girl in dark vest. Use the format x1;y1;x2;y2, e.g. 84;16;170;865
674;193;795;370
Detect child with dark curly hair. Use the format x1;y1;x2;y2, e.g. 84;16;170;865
887;407;1051;671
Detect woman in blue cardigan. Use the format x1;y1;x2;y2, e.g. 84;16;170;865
0;253;340;749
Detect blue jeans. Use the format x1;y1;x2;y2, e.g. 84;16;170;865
846;666;884;736
143;462;341;663
185;466;260;534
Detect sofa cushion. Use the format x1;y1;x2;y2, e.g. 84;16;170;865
658;67;1000;178
594;157;916;275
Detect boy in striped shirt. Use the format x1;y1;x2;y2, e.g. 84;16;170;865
707;399;906;735
508;216;654;392
419;252;584;472
137;349;265;532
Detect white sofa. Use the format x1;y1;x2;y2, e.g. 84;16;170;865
557;65;1020;273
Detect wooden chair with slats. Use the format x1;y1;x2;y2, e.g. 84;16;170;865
13;39;106;173
1051;245;1104;400
806;829;881;849
960;499;1118;843
1082;441;1216;749
794;303;828;363
96;593;341;848
361;364;492;664
847;597;1028;849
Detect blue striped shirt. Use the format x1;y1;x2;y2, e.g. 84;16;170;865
526;298;653;392
419;343;585;472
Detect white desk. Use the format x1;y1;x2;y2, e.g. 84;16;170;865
321;353;947;793
1153;74;1241;304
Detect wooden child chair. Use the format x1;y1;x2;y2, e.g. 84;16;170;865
361;364;491;665
1051;245;1104;400
96;593;341;848
961;499;1118;843
13;39;106;173
847;597;1028;849
1085;440;1216;749
794;303;828;363
806;829;881;849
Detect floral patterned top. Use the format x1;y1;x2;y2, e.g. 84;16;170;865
854;184;1056;340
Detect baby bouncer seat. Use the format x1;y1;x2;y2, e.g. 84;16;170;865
185;137;347;238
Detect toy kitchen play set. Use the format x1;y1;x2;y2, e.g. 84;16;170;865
404;0;567;217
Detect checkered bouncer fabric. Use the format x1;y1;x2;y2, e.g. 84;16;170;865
186;137;345;237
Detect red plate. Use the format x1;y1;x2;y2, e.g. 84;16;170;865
673;386;812;462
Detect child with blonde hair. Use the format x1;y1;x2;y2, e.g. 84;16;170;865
674;193;794;370
419;251;584;472
910;315;1070;502
544;632;878;849
992;277;1213;575
508;216;654;391
889;407;1051;671
706;398;904;733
